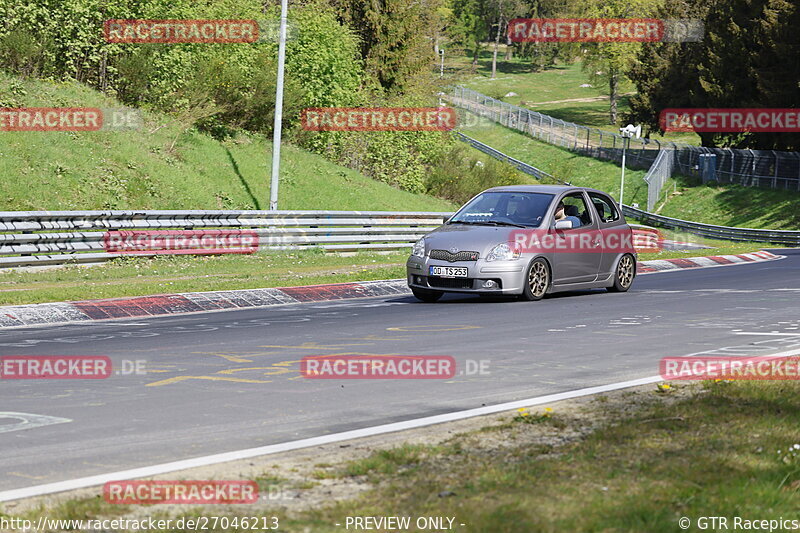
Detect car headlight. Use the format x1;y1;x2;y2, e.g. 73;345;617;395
486;242;520;261
411;237;426;258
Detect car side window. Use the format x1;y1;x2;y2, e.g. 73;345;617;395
588;193;620;224
560;193;592;228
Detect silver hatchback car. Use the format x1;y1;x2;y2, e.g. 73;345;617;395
406;185;637;302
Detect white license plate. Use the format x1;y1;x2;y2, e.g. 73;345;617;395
429;266;468;278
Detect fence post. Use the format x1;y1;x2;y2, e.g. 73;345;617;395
773;150;779;189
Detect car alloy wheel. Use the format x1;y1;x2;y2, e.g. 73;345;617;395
522;258;549;301
608;254;635;293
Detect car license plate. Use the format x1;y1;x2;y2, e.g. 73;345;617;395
429;266;468;278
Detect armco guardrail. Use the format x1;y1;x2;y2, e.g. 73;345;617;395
622;205;800;245
454;131;563;183
0;206;794;269
0;211;450;268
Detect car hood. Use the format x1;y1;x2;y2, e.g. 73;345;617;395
423;224;522;256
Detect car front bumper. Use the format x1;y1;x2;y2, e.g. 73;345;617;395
406;255;527;294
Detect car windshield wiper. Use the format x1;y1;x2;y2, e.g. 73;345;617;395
476;220;528;228
449;220;530;228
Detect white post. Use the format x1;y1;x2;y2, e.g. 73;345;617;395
619;136;628;209
439;49;445;78
269;0;289;211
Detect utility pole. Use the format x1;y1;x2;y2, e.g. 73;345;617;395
269;0;289;211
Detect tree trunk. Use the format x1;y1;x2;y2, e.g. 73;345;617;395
491;12;504;79
609;69;618;124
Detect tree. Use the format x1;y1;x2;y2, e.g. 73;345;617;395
449;0;489;71
627;0;800;150
331;0;443;94
577;0;656;124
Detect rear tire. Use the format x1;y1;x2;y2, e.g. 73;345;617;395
411;287;443;302
521;258;550;301
607;254;635;293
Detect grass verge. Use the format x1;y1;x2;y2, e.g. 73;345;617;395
6;381;800;532
0;242;767;306
0;250;409;306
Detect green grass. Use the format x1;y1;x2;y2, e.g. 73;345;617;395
0;250;409;305
460;119;800;230
460;119;651;207
451;50;699;143
288;381;800;532
0;72;454;212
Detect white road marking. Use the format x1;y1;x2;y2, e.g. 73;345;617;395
733;332;800;337
0;412;71;434
0;375;668;502
3;341;800;503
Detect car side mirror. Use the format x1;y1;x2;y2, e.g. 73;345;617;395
554;220;573;230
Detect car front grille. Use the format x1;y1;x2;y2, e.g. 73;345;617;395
427;276;473;289
429;249;479;262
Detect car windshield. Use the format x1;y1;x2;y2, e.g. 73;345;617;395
448;191;554;228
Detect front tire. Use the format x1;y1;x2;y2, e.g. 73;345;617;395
608;254;635;293
521;258;550;301
411;287;443;302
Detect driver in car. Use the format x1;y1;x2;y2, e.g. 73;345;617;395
554;201;582;228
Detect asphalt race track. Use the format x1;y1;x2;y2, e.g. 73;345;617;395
1;249;799;492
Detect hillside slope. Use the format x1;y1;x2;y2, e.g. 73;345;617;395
0;73;454;212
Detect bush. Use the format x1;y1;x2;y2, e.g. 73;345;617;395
425;143;535;203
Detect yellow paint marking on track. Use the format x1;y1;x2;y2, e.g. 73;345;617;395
350;335;411;341
191;351;279;363
387;325;482;332
146;376;273;387
258;343;373;350
7;472;46;480
191;352;253;363
216;362;300;376
302;352;422;359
